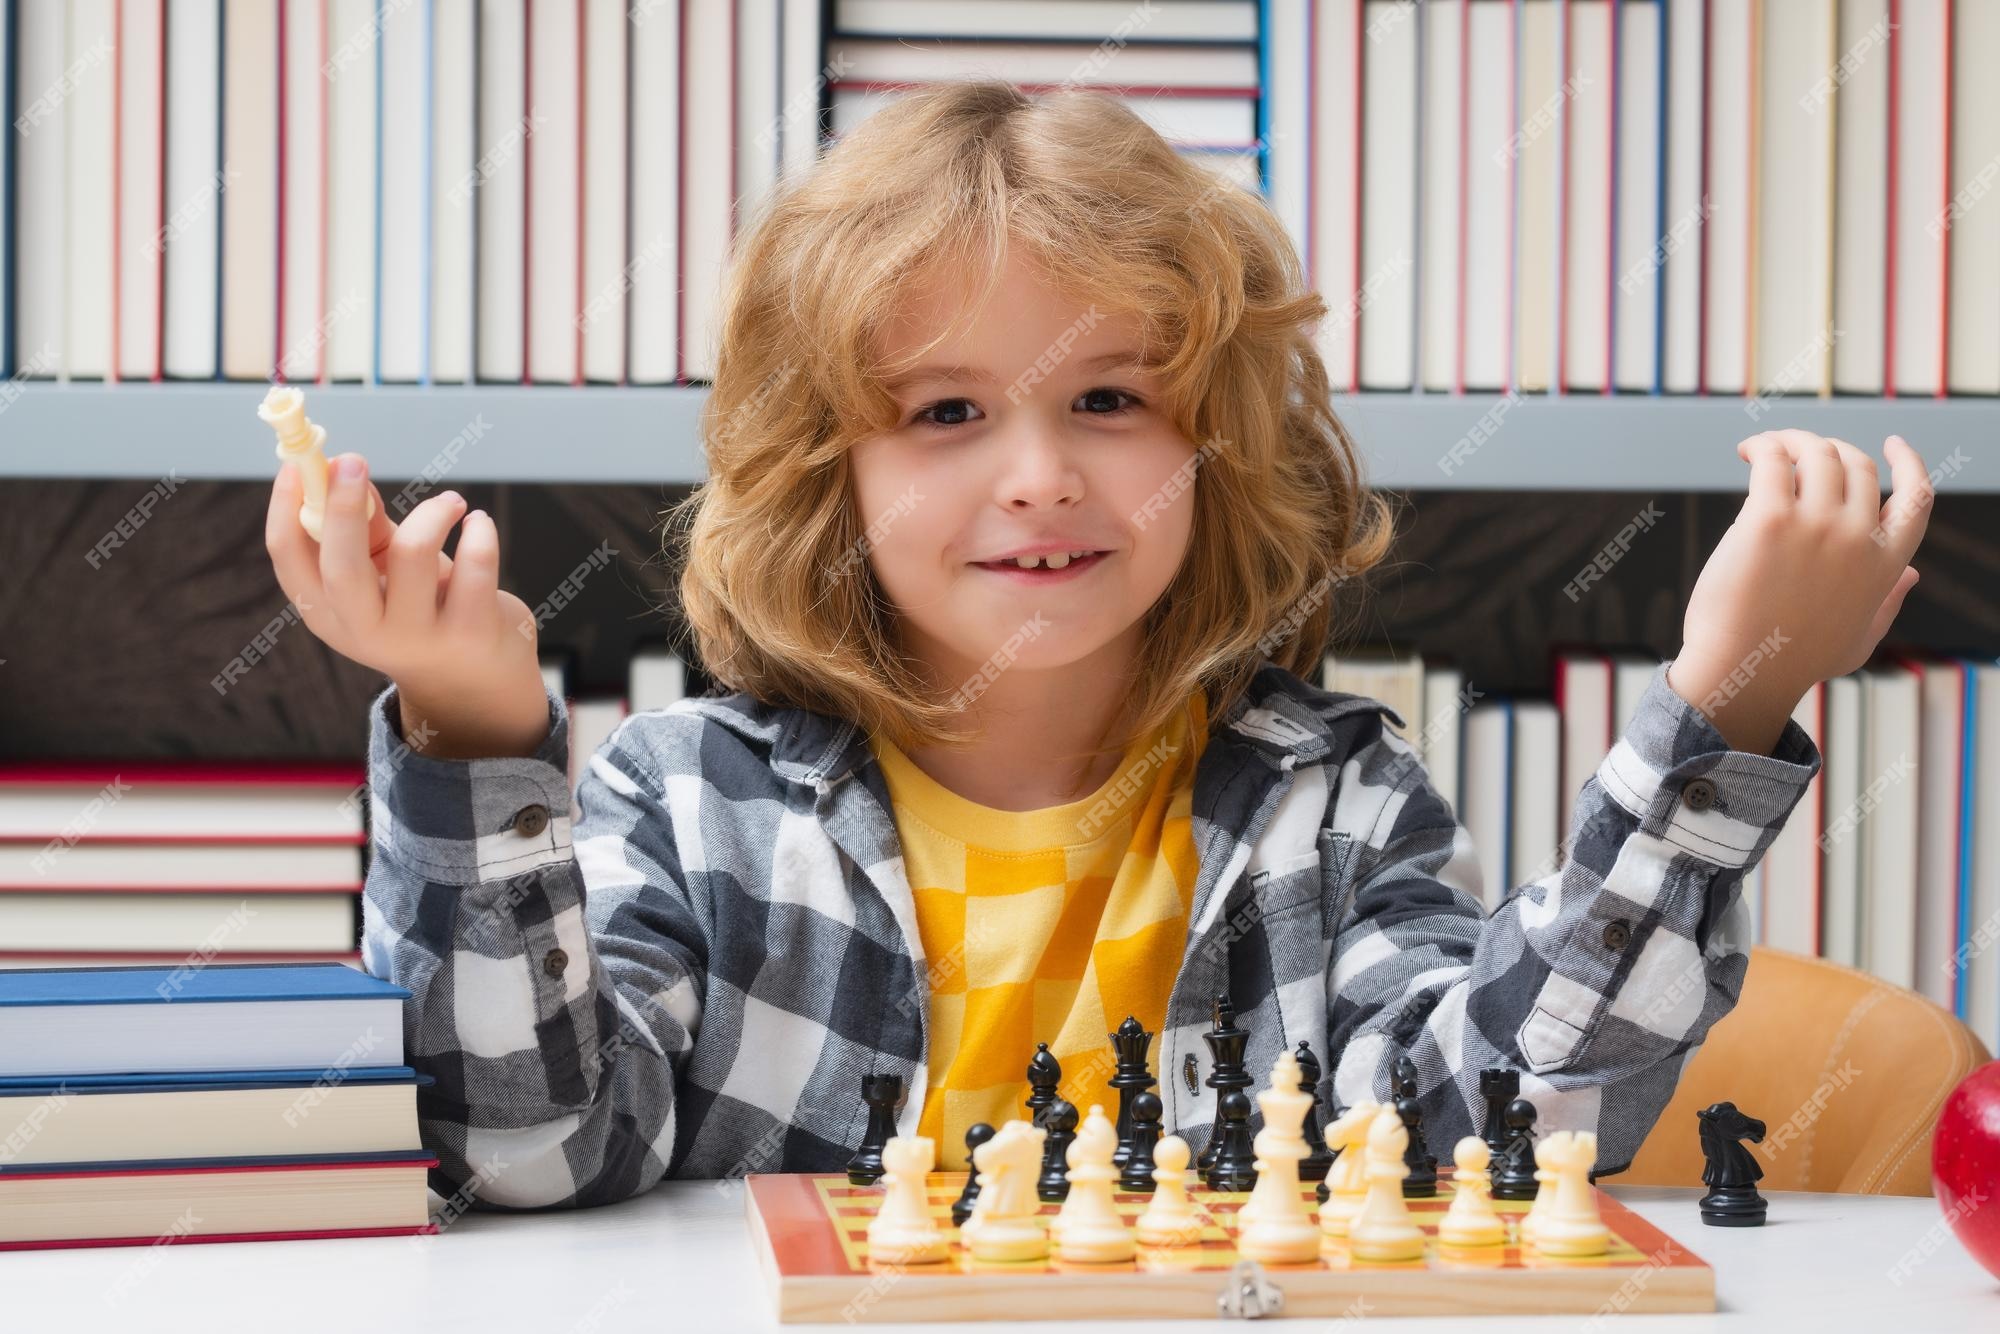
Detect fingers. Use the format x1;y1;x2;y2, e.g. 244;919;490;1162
442;508;504;633
318;453;386;635
265;461;328;615
1739;434;1798;512
1765;429;1847;509
1876;434;1935;559
382;490;468;631
1865;565;1920;646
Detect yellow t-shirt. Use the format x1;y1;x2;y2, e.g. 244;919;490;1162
868;692;1210;1156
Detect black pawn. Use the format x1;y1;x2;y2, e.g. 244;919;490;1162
1120;1092;1165;1193
1198;995;1253;1172
1036;1098;1079;1202
1294;1040;1335;1181
1491;1098;1541;1201
1025;1043;1062;1123
1108;1016;1157;1173
950;1123;995;1226
846;1072;904;1185
1479;1067;1520;1161
1392;1057;1436;1197
1204;1089;1259;1192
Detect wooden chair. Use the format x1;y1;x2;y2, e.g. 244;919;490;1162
1617;946;1991;1196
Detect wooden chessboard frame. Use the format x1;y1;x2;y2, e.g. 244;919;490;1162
745;1171;1715;1322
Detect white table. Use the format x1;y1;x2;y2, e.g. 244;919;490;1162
8;1182;1996;1332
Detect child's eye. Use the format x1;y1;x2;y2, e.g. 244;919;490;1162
1075;387;1142;416
910;398;982;431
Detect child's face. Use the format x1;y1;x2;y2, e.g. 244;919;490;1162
849;250;1199;688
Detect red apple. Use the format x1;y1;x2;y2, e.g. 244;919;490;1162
1933;1060;2000;1281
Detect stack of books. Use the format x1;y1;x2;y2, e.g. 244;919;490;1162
0;962;435;1250
0;761;366;971
1327;646;2000;1053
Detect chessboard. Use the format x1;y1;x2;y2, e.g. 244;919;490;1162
745;1170;1715;1322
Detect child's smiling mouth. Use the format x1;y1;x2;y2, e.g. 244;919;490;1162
970;550;1112;581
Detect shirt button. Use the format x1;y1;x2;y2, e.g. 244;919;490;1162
1680;778;1717;811
514;803;550;837
542;947;569;978
1602;920;1632;952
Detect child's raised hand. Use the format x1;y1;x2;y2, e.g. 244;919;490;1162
1665;430;1931;754
265;452;553;760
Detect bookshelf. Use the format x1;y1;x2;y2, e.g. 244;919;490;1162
5;381;1997;493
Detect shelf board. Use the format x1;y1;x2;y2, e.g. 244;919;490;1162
3;381;1995;492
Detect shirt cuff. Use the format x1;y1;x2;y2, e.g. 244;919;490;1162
1593;658;1824;869
366;679;574;887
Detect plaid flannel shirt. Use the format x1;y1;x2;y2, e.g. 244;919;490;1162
360;659;1820;1210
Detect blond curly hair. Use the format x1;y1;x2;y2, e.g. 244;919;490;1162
670;79;1394;757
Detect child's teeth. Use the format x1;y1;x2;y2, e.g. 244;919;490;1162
1044;552;1072;569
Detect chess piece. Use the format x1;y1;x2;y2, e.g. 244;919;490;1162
1347;1106;1425;1261
963;1120;1050;1262
1491;1098;1541;1201
1053;1104;1134;1262
1317;1101;1381;1239
1108;1016;1157;1173
1120;1092;1165;1193
1479;1067;1520;1162
847;1072;905;1185
259;386;376;541
951;1123;995;1226
1436;1137;1504;1247
1026;1043;1062;1124
1198;995;1254;1171
1696;1102;1769;1227
1391;1056;1437;1197
1528;1130;1609;1256
1134;1135;1204;1247
1203;1089;1259;1192
1037;1098;1079;1202
866;1136;947;1264
1236;1049;1322;1264
1294;1040;1335;1181
1518;1162;1556;1248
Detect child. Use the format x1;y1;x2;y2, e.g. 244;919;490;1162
265;81;1930;1210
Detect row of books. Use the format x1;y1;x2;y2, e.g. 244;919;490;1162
0;644;693;971
1333;648;2000;1053
0;962;434;1249
0;0;1259;386
1281;0;2000;398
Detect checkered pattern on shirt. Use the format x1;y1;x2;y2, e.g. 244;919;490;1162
358;659;1820;1211
870;692;1209;1155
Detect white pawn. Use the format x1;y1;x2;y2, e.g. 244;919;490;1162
1347;1106;1425;1262
1316;1100;1381;1240
1054;1104;1134;1263
1237;1049;1321;1263
1436;1137;1504;1247
867;1136;947;1264
1528;1130;1609;1256
1134;1135;1204;1247
964;1120;1049;1262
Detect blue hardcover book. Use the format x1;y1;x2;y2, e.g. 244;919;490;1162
0;963;410;1079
